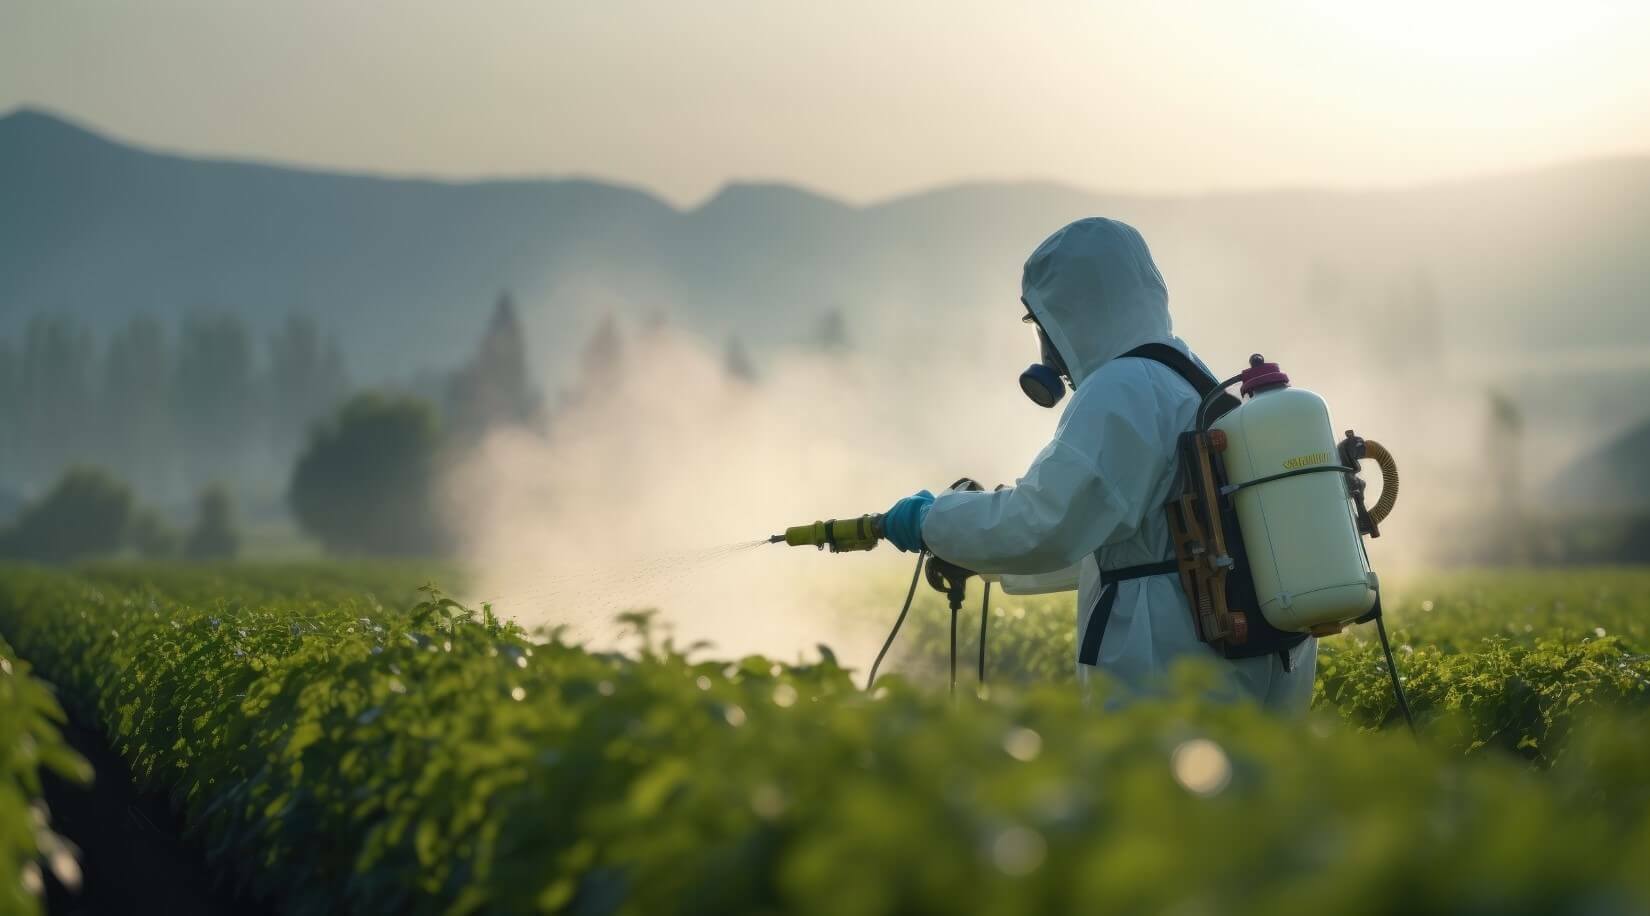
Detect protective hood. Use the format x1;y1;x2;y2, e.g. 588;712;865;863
1020;218;1172;389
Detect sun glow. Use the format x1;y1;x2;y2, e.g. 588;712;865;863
1305;1;1635;63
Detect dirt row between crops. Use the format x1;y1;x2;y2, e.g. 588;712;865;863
41;709;272;916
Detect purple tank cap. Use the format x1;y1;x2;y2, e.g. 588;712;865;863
1240;354;1289;396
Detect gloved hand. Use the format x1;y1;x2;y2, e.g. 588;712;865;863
882;490;935;553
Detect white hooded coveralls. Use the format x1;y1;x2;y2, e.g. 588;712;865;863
920;218;1316;712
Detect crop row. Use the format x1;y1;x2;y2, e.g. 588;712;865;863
891;570;1650;762
1;631;90;916
0;564;1648;914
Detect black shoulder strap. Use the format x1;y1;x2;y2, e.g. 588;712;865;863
1080;345;1237;666
1118;343;1239;421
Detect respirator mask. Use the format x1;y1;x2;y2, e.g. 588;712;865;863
1018;309;1071;408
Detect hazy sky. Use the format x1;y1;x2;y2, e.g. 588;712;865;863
4;0;1648;206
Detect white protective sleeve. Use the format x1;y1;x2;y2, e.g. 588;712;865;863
991;564;1081;595
920;365;1173;577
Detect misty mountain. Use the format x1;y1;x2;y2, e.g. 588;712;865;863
4;106;1650;388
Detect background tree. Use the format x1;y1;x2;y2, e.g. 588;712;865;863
289;393;449;555
0;336;16;492
268;314;350;455
0;467;133;563
16;315;96;486
128;509;181;559
560;313;625;410
173;311;255;480
101;314;174;495
185;483;241;560
445;292;538;441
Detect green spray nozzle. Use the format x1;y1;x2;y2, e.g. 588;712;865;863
770;514;885;552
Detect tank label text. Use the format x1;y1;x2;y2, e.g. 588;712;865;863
1283;451;1331;470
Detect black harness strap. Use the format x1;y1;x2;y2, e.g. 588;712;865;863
1119;343;1238;418
1077;586;1119;667
1103;559;1179;583
1078;560;1181;667
1077;345;1224;669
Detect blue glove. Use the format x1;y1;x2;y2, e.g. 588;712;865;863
882;490;934;553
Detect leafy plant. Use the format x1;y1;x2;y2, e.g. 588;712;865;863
0;634;91;916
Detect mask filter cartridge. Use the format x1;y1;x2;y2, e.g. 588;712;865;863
1019;363;1066;408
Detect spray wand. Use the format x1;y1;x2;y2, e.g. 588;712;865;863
769;480;993;694
769;515;886;553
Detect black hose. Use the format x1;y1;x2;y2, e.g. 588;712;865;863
866;550;926;691
949;604;959;695
978;581;991;684
1376;614;1416;734
1194;372;1246;432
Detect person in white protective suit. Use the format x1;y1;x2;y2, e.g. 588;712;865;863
878;217;1316;712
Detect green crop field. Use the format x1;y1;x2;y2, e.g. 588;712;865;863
1;562;1647;914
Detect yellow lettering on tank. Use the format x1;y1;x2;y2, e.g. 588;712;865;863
1282;452;1330;471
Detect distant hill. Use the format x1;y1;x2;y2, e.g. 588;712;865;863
4;106;1650;388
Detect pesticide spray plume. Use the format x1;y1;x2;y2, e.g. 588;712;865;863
443;316;1056;669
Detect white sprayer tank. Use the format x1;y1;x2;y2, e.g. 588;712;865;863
1210;359;1376;632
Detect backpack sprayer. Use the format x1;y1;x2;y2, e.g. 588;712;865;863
771;353;1413;731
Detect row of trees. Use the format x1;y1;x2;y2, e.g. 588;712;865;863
0;467;239;563
0;311;349;501
0;294;542;559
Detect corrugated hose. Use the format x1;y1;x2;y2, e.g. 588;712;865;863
1363;438;1399;524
